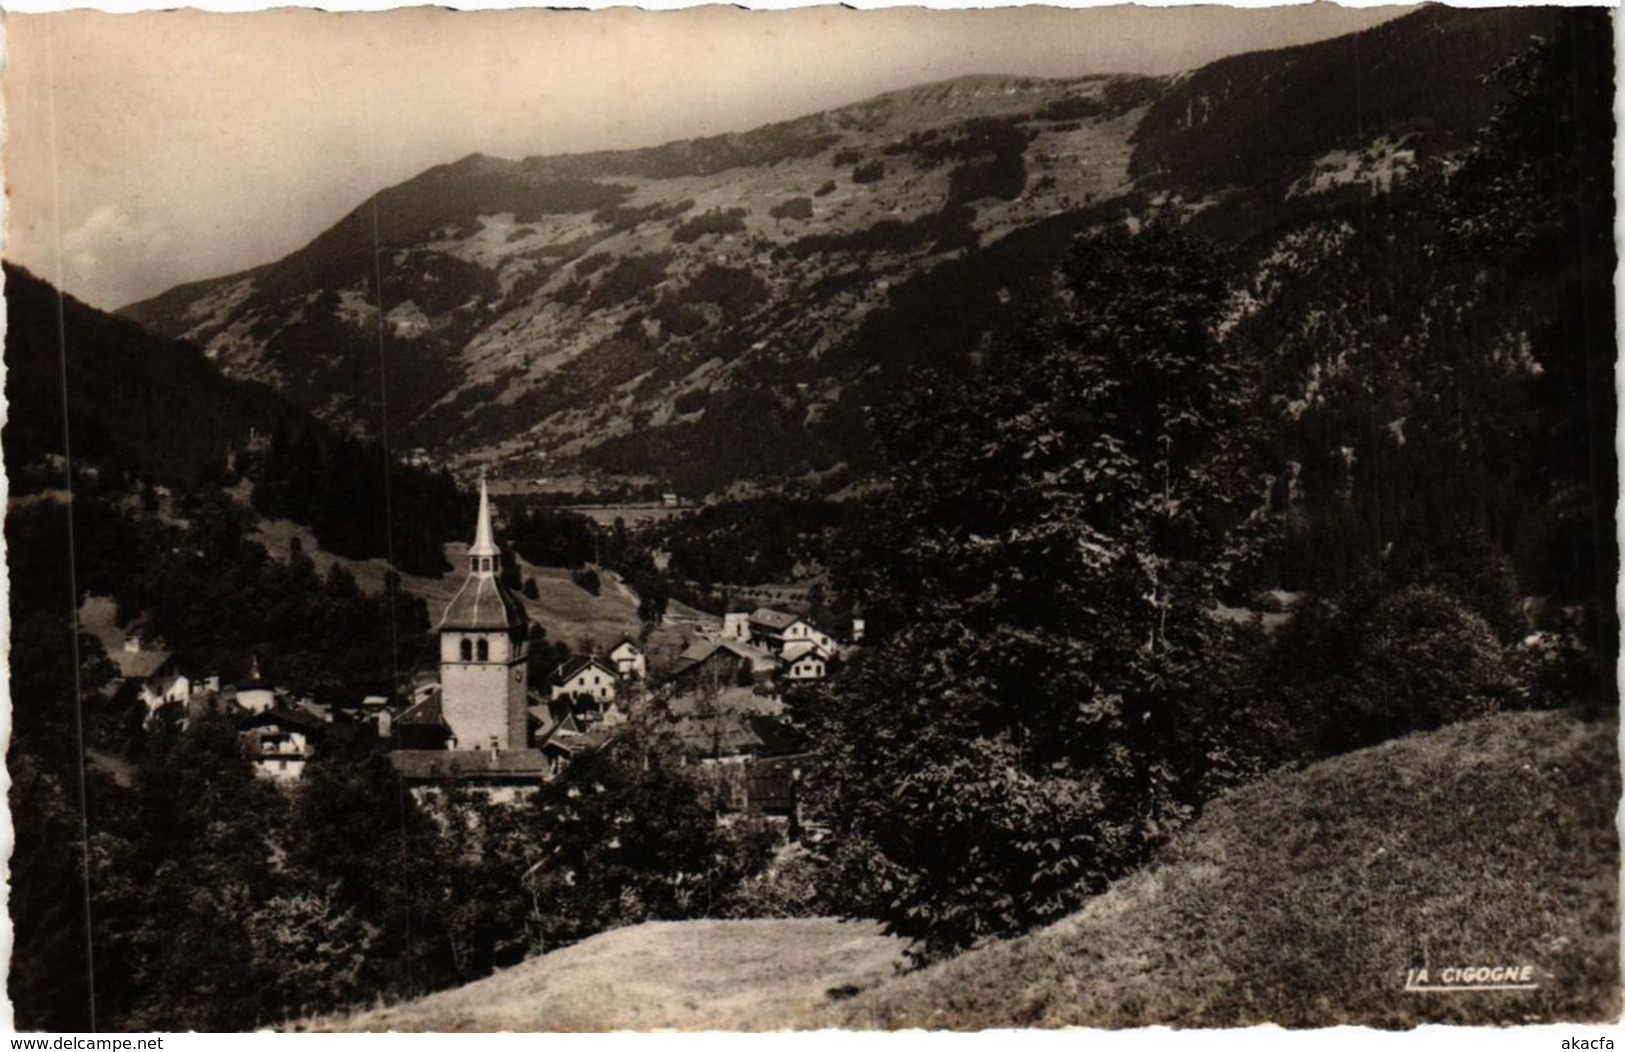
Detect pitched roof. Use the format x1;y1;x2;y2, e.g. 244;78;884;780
748;608;801;631
396;691;446;727
673;638;779;674
666;686;785;718
438;571;527;632
239;707;327;735
390;748;552;782
468;476;499;559
552;655;618;684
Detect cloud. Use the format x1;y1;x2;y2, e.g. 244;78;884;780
59;203;173;306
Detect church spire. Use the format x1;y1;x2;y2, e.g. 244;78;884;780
469;472;498;574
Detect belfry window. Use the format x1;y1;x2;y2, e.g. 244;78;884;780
476;639;490;661
460;638;473;662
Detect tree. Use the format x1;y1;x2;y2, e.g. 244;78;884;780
521;720;774;951
806;222;1273;961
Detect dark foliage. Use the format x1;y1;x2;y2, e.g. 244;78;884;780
850;160;886;184
3;263;312;490
804;224;1273;962
769;196;815;221
1129;6;1561;197
672;208;749;244
247;425;472;576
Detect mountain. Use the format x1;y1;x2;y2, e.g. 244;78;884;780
120;7;1571;496
4;262;316;489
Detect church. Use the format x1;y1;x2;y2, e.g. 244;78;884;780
390;476;551;791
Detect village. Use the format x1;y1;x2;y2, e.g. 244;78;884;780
84;476;860;828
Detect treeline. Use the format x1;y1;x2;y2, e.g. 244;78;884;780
653;495;855;587
502;506;669;625
13;706;778;1030
246;426;474;577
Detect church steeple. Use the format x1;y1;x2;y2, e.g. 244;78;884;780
469;473;498;576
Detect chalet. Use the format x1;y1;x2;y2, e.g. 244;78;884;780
391;748;554;804
670;712;809;824
239;707;325;782
537;721;616;779
668;639;778;695
551;655;620;703
784;650;828;681
608;638;647;681
743;608;837;661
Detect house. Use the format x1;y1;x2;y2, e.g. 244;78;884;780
393;686;452;750
609;638;647;681
668;639;778;695
239;707;325;782
744;608;837;661
551;655;620;703
784;650;828;681
669;712;810;824
536;720;616;778
390;748;554;804
721;612;751;642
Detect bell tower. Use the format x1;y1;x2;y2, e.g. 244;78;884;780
437;475;530;750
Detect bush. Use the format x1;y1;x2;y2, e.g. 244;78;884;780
1270;584;1515;757
814;180;837;197
770;196;814;221
851;161;886;184
572;568;602;596
672;208;748;244
723;844;831;919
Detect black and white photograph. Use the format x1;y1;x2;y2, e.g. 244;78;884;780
2;1;1618;1033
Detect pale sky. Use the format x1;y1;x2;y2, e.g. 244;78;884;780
4;4;1413;310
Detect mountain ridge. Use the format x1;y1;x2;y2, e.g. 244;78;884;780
119;6;1564;495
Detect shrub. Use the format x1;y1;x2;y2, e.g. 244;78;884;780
1355;586;1516;733
770;196;814;221
572;568;602;596
851;161;886;184
672;208;748;243
814;180;837;197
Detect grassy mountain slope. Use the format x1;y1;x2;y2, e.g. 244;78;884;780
834;708;1619;1029
120;73;1147;469
118;7;1563;497
314;918;905;1032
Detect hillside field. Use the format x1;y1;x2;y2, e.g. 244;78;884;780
316;918;906;1031
835;708;1619;1029
307;708;1618;1031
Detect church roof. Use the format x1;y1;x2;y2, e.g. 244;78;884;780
439;572;527;632
469;476;498;559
